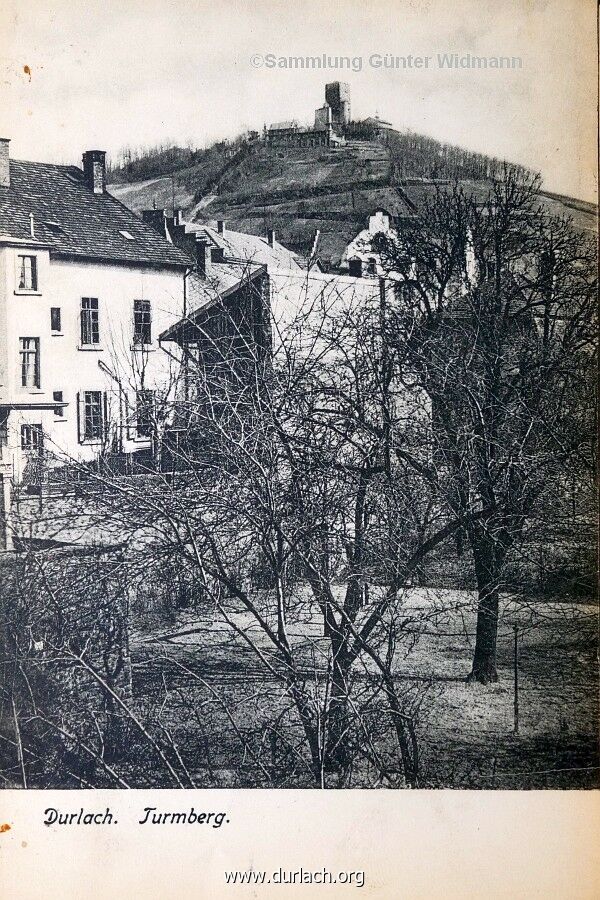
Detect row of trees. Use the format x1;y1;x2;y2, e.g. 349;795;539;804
107;124;533;191
387;129;534;183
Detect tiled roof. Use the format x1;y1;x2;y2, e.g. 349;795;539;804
190;224;303;271
0;159;191;268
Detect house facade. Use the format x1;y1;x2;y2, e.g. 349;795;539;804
341;208;401;278
0;139;191;529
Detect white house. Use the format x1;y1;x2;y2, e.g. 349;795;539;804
340;208;400;278
0;138;191;529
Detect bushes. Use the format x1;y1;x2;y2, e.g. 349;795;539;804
2;548;134;786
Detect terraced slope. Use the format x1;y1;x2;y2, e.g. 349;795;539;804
109;137;597;268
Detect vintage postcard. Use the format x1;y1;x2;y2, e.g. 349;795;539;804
0;0;598;896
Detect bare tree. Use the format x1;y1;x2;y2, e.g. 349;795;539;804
380;168;597;682
7;269;487;787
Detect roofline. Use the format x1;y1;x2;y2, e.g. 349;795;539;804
2;160;192;268
0;235;53;249
160;264;266;342
8;157;78;171
193;225;303;266
49;249;190;270
0;238;190;268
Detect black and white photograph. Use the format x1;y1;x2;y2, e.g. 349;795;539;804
0;0;597;797
0;2;598;890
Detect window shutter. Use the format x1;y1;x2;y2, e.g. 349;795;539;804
126;394;136;441
103;392;109;440
76;392;83;443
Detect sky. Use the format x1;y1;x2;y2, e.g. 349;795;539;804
0;0;597;201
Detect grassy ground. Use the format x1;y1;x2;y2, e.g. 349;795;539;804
131;587;599;789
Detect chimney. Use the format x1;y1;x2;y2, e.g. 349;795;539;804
195;238;212;278
0;138;9;188
348;258;363;277
267;228;276;247
82;150;107;194
216;219;225;235
173;209;185;226
142;209;170;239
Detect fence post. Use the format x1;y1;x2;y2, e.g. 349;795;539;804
513;624;519;734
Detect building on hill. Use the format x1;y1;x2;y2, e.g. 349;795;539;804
358;115;394;139
265;84;351;148
265;121;301;146
264;83;395;151
265;119;345;149
0;138;194;542
325;82;351;126
314;105;332;129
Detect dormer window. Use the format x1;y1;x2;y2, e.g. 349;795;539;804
18;255;38;291
348;258;363;278
43;221;64;234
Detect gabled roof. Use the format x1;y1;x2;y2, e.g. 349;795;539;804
160;261;266;342
268;121;298;131
190;223;304;271
0;159;191;268
362;116;393;128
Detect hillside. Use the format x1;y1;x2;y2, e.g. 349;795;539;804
109;133;597;269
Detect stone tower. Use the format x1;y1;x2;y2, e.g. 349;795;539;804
325;82;351;126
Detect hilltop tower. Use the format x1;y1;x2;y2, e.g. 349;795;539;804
325;82;351;126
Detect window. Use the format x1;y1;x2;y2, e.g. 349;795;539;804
133;300;152;345
81;390;104;441
21;423;43;451
119;230;134;240
133;299;152;346
18;255;38;291
367;258;377;275
80;297;100;345
19;337;40;388
53;390;64;417
50;307;62;332
135;389;155;438
43;221;63;233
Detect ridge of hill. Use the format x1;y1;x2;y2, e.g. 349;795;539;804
109;132;597;269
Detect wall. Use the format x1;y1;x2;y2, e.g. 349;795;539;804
341;212;398;277
0;244;185;480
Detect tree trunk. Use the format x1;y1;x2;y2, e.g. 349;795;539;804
287;680;323;783
325;656;352;773
383;674;418;787
468;531;504;684
468;580;500;683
